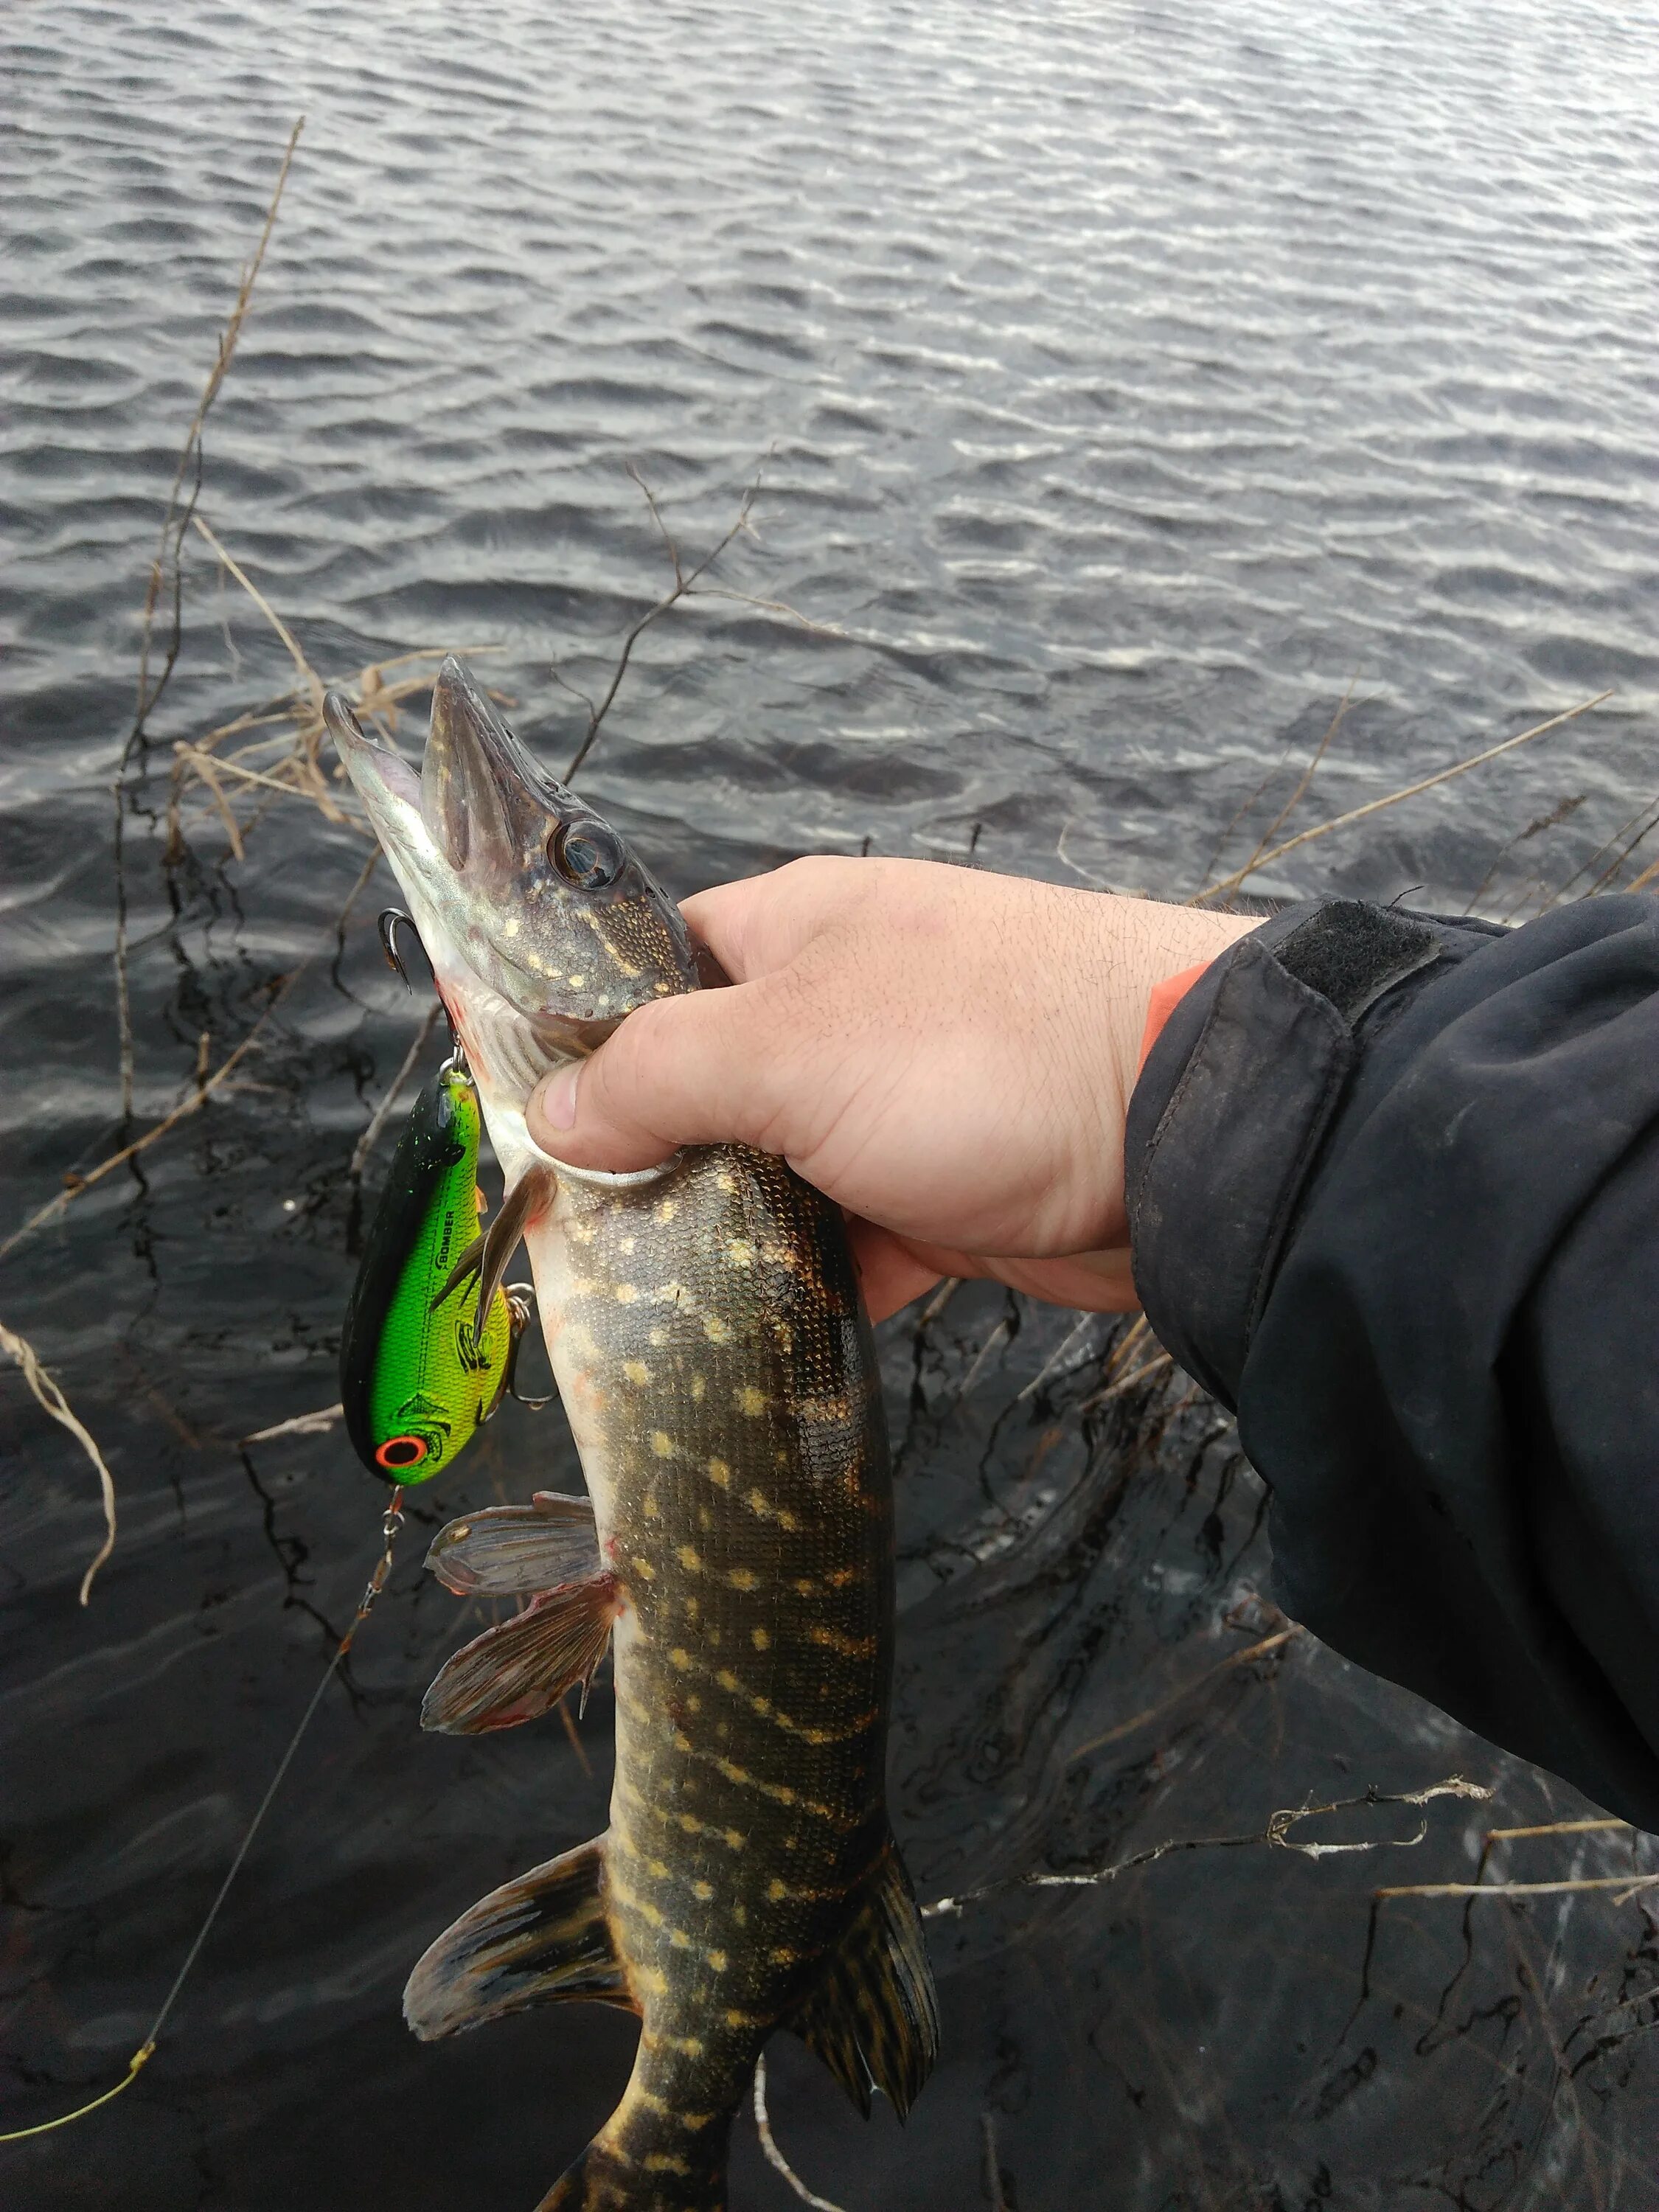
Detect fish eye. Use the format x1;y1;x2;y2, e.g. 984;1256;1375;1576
376;1432;434;1473
549;819;624;889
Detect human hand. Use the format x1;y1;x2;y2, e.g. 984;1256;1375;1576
526;857;1255;1322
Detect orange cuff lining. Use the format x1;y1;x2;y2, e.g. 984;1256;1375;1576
1136;961;1214;1077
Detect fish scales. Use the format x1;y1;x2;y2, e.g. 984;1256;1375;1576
534;1145;891;2167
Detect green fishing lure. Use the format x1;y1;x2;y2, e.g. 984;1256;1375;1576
341;1060;518;1484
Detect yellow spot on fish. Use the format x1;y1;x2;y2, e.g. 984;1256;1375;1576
728;1567;759;1592
618;1235;636;1255
793;1577;817;1596
725;1829;745;1850
615;1283;639;1304
726;1239;754;1267
655;1197;678;1222
669;1648;692;1672
669;1928;692;1950
725;2008;758;2028
716;1669;739;1692
642;1494;659;1520
651;1430;675;1458
703;1314;731;1345
751;1627;771;1650
770;1947;801;1966
636;1965;668;1995
643;2154;691;2176
736;1386;766;1417
809;1624;879;1658
623;1359;650;1386
706;1458;731;1488
706;1949;728;1972
686;1693;701;1713
567;973;586;988
693;1879;713;1900
691;1373;706;1402
677;1545;702;1571
767;1877;787;1901
648;1325;667;1348
716;1170;737;1194
634;1559;655;1582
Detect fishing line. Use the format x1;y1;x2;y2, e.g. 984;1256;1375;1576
0;1490;406;2146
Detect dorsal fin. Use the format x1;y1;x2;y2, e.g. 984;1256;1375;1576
787;1839;939;2121
404;1834;635;2040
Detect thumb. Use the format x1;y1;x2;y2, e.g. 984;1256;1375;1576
526;981;785;1172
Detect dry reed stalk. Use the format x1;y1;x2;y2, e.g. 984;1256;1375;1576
0;1320;119;1604
1192;690;1613;904
116;116;305;1115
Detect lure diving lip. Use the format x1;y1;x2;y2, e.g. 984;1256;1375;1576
341;1057;523;1484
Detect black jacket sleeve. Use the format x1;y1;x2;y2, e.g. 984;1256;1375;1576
1125;893;1659;1830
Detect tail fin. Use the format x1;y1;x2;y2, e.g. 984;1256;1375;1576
535;2130;728;2211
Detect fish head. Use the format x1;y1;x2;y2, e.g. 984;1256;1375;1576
324;657;698;1092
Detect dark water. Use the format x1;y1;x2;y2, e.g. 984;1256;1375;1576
5;2;1659;2205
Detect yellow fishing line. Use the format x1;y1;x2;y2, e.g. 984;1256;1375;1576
0;2044;153;2142
0;1493;404;2146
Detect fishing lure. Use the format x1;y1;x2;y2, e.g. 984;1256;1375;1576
341;1056;535;1484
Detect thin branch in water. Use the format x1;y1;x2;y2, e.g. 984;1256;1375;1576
241;1404;344;1447
1;1320;119;1604
1201;676;1357;903
562;461;768;784
349;1001;445;1178
115;115;305;1115
1192;692;1613;903
923;1775;1492;1919
1065;1625;1302;1764
1376;1874;1659;1905
1;849;382;1267
752;2053;848;2212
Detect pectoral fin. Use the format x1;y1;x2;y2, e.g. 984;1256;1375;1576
430;1163;557;1336
404;1834;633;2040
426;1492;599;1596
420;1573;619;1733
788;1839;939;2121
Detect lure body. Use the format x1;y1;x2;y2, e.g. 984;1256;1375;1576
341;1062;512;1483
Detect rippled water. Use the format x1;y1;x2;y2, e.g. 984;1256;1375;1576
5;2;1659;2206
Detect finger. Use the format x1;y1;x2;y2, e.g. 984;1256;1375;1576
526;980;793;1172
844;1219;942;1325
682;855;870;984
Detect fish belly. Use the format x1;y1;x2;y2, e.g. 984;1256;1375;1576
529;1143;893;2109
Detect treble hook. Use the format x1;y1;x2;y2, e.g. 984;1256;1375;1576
503;1287;554;1411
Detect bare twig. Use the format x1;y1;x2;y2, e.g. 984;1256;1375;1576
241;1404;344;1447
1066;1626;1302;1764
562;460;774;785
752;2053;847;2212
1192;693;1613;903
116;116;305;1115
1;1320;119;1604
0;849;382;1267
349;1001;445;1178
923;1775;1491;1919
1205;678;1357;902
1376;1874;1659;1905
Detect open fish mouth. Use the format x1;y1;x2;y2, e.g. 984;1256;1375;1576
324;657;698;1048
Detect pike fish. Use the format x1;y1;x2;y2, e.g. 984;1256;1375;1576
325;660;936;2211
